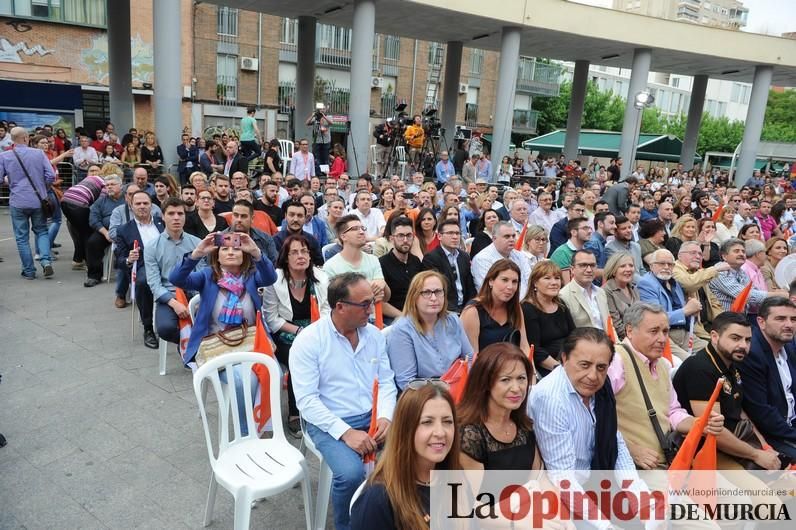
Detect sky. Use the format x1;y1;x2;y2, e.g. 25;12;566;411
569;0;796;36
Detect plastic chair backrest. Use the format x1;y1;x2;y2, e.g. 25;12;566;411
278;139;294;173
188;294;200;324
193;352;285;466
219;212;233;226
396;145;406;163
349;479;368;515
369;145;377;174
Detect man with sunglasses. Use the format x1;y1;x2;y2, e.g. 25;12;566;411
290;272;397;530
324;215;390;305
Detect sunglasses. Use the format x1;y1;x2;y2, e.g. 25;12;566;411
406;378;450;391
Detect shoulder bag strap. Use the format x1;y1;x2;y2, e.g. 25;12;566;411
12;149;46;202
616;343;672;455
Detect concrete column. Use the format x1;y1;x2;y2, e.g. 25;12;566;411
440;41;463;152
153;0;182;167
295;16;316;142
563;60;589;162
491;26;521;182
618;48;652;178
349;0;376;176
679;74;708;170
107;0;134;130
735;66;773;185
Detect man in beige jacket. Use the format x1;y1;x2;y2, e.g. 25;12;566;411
672;240;729;341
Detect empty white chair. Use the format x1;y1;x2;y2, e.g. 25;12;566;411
370;144;377;175
396;146;407;180
103;244;113;283
301;415;332;530
194;352;312;530
278;139;294;174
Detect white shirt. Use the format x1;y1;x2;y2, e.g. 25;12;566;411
579;283;604;329
72;146;99;168
528;207;558;234
442;245;464;306
136;218;160;248
471;243;532;299
291;151;315;180
775;348;796;424
354;208;386;239
289;316;397;439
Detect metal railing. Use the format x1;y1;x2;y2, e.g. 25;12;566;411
216;75;238;106
277;82;351;115
516;59;562;97
464;103;479;127
512;109;539;133
379;93;397;118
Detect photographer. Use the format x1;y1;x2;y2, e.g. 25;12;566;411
305;106;333;175
403;115;424;169
372;118;395;178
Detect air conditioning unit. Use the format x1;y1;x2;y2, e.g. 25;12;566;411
458;83;469;94
371;76;385;89
240;57;259;71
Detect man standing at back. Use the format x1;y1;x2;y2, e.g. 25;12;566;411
239;107;262;162
0;127;56;279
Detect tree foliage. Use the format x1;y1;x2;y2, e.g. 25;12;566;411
532;82;796;155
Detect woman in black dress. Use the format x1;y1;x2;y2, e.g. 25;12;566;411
468;208;500;258
351;381;461;530
263;138;282;175
458;342;541;471
139;131;164;176
521;260;576;378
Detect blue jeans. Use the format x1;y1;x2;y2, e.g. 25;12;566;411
306;412;371;530
219;364;260;437
35;190;62;255
11;206;50;277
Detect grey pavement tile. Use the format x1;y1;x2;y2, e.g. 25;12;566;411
63;421;139;462
11;424;83;468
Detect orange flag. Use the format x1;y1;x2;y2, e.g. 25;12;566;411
174;288;193;365
515;223;527;251
441;359;469;404
662;338;673;364
310;294;321;323
669;378;723;471
374;301;384;329
251;311;276;432
730;280;753;313
364;377;379;467
711;203;724;222
528;344;535;362
606;315;617;343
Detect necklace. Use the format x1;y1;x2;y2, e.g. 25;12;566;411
289;278;306;289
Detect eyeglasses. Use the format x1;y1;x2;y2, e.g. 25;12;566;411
198;196;213;201
574;262;597;269
339;298;375;309
406;378;450;391
392;233;413;240
532;237;548;243
343;225;367;234
653;261;675;267
419;289;444;299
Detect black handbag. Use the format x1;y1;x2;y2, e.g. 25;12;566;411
12;149;55;218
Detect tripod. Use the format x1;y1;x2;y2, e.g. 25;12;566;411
382;125;405;179
344;120;360;179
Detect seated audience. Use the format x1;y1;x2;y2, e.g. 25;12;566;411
672;240;727;341
84;173;124;287
638;219;667;268
183;188;228;239
379;216;423;321
559;250;612;331
550;216;593;283
518;224;548;267
468;208;500;258
411;207;439;258
421;218;476;314
603;252;641;341
471;222;532;299
709;238;770;316
227;199;278;264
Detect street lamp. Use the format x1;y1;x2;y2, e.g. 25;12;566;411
629;90;655;175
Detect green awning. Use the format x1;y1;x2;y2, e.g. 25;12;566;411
521;129;702;163
479;134;515;152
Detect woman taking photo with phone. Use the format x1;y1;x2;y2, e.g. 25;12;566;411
351;380;461;530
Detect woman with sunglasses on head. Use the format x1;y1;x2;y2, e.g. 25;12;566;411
262;234;330;436
459;259;529;354
350;381;461;530
458;342;541;471
387;271;473;391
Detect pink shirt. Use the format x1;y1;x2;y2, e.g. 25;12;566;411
607;339;690;430
741;260;767;292
756;213;777;240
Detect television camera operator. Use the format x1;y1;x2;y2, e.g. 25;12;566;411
373;117;396;178
403;114;425;169
305;103;333;175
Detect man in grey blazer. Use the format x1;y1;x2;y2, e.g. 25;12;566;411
560;249;613;332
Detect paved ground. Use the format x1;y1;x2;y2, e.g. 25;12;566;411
0;209;324;529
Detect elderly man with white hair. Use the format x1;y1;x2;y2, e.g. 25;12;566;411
84;173;125;287
740;239;769;293
637;248;706;359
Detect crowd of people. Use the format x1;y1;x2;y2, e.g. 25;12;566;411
3;117;796;529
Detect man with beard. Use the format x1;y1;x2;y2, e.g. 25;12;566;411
273;201;323;266
254;181;283;225
739;297;796;464
673;311;783;470
226;199;277;264
180;184;197;213
212;174;234;214
638;248;705;359
379;216;423;321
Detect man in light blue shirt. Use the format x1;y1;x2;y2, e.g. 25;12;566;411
434;150;455;186
290;272;397;530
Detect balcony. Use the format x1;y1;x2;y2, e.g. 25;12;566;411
464;103;478;128
216;76;237;106
512;109;539;134
277;82;351;116
516;60;562;97
379;93;397;119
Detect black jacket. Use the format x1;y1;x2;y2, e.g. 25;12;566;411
114;215;165;270
421;246;476;312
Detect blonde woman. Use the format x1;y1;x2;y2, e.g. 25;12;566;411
603;252;640;340
520;224;548;267
713;205;738;244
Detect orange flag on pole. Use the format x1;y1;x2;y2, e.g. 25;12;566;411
528;344;535;362
441;358;469;404
669;378;723;471
252;311;277;432
364;377;379;472
730;280;754;313
711;203;724;222
662;338;673;364
310;294;321;323
174;288;193;365
606;315;617;343
515;223;528;251
374;301;384;329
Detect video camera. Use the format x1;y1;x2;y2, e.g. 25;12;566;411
422;107;442;138
390;102;411;130
312;102;326;122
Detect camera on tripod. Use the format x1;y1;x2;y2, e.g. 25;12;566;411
422;107;442;138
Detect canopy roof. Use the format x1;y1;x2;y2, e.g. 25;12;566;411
522;129;701;162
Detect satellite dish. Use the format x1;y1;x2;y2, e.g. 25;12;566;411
774;254;796;290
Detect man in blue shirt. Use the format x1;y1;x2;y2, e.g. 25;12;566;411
0;127;56;279
434;150;455;187
291;272;397;530
85;174;125;287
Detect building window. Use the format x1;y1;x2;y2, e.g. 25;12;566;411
217;6;238;36
280;18;298;44
318;24;352;51
216;54;238;102
428;42;444;67
671;77;680;88
469;48;484;76
384;35;400;61
0;0;106;26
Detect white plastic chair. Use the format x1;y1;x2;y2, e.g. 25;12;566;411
156;295;200;376
194;352;312;530
369;145;377;175
349;480;367;516
103;244;113;283
396;146;407;180
278;139;294;174
300;415;332;530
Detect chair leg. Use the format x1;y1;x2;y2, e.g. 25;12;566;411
203;471;218;527
314;461;332;530
233;490;253;530
300;462;314;530
158;339;167;376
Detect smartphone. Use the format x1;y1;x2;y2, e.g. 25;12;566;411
214;233;241;248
